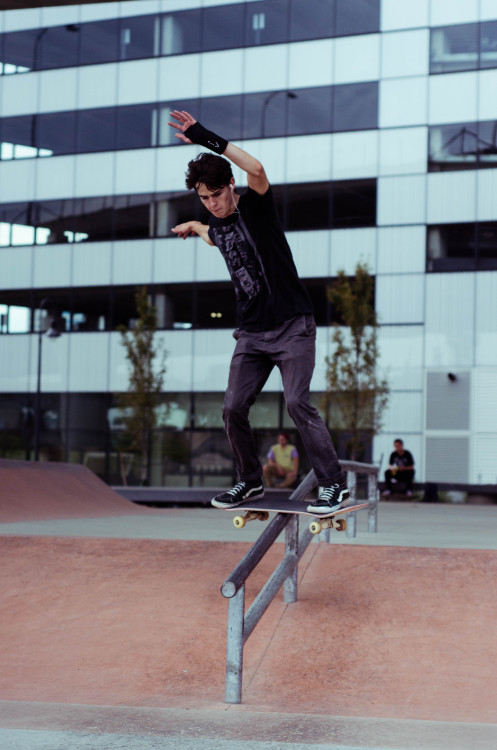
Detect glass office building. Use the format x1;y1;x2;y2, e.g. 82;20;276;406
1;0;497;486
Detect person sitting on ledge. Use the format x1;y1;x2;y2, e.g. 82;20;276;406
263;432;299;489
382;438;415;497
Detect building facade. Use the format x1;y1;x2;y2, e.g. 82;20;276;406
1;0;497;487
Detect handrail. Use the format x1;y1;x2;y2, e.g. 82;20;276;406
221;463;379;703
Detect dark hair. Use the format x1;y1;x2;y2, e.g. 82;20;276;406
185;152;233;191
394;438;404;445
279;432;291;441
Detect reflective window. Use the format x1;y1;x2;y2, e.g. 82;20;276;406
431;23;479;74
287;86;332;136
114;194;152;241
1;27;38;73
477;223;497;270
283;182;331;230
38;24;79;70
332;179;376;228
243;90;295;139
38;111;77;157
481;21;497;69
203;3;245;51
427;224;477;271
245;0;288;46
77;108;116;153
120;15;157;61
428;121;497;171
80;18;119;65
335;0;380;37
116;104;155;150
0;203;36;246
0;115;36;159
333;82;378;132
161;9;201;55
289;0;334;41
199;95;243;143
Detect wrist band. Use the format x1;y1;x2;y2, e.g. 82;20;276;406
184;121;228;154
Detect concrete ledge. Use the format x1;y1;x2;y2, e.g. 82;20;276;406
1;702;496;750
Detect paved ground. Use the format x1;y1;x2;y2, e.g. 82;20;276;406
1;459;497;749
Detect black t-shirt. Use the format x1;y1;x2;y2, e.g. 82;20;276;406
207;186;313;331
389;450;414;469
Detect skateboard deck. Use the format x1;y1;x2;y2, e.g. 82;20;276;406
223;498;368;534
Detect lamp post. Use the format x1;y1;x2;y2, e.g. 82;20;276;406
33;298;61;461
260;90;297;138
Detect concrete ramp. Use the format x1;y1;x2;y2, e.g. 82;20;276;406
0;459;144;523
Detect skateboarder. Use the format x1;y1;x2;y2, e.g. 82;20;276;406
168;109;349;513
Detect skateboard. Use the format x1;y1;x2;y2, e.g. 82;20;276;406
223;497;369;535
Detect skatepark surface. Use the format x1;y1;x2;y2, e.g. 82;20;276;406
1;459;497;750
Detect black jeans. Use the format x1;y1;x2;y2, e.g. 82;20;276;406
222;315;343;486
385;469;415;491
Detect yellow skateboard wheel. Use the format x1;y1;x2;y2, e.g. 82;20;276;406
233;515;246;528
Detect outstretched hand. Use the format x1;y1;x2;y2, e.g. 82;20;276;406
168;110;197;144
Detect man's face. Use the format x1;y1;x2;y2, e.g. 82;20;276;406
394;441;404;454
277;434;288;447
196;182;234;218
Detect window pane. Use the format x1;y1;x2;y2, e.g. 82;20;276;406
333;82;378;132
74;197;114;242
161;10;201;55
114;194;152;240
79;19;119;65
244;90;292;139
0;203;36;246
430;24;479;74
478;223;497;269
158;99;199;145
71;287;110;331
195;282;236;328
287;86;333;136
0;115;37;159
199;95;243;142
1;28;38;73
332;179;376;228
428;122;478;172
336;0;380;37
245;0;288;46
36;199;73;244
203;4;244;51
480;21;497;70
190;430;234;486
290;0;334;42
426;224;476;271
120;15;157;61
194;393;224;428
38;111;77;157
38;24;79;70
478;121;497;167
285;182;331;230
116;105;154;150
77;108;116;153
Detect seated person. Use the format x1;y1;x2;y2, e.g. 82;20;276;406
382;438;415;496
263;432;299;489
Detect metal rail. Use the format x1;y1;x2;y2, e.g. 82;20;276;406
221;462;379;703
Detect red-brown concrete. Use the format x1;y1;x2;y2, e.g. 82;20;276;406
0;459;145;522
2;535;497;723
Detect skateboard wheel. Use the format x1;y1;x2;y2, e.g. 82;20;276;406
309;520;322;535
259;511;269;521
233;515;246;528
335;519;347;532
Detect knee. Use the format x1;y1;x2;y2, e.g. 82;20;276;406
222;402;248;425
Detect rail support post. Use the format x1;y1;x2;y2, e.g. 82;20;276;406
284;513;299;603
368;473;378;533
346;471;357;538
225;584;245;704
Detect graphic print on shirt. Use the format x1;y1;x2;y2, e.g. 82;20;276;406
210;215;271;303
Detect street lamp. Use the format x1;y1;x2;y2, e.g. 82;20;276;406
33;298;62;461
260;90;297;138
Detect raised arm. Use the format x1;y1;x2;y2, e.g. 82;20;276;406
171;220;214;246
168;110;269;195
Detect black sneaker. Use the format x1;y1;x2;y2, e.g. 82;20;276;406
211;480;264;509
307;481;350;514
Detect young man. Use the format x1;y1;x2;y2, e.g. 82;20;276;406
168;109;348;513
382;439;415;497
263;432;299;489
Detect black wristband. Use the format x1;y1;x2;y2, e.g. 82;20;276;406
184;121;228;154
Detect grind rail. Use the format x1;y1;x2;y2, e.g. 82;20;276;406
220;461;379;703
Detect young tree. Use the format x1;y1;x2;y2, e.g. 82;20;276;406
117;287;167;485
323;262;389;460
